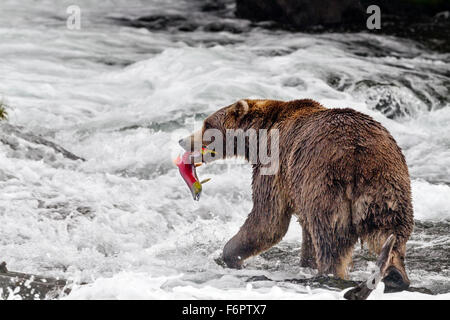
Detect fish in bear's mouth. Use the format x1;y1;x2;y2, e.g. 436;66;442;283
174;148;213;201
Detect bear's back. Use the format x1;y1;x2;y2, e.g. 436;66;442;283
288;107;403;163
285;107;409;200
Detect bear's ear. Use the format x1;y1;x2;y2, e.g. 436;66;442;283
229;100;249;118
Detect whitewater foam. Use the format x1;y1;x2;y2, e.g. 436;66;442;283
0;0;448;299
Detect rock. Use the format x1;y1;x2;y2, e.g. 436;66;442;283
201;0;227;12
435;11;450;21
0;262;70;300
236;0;450;28
112;14;195;31
135;14;187;30
234;1;450;52
286;275;360;291
235;0;364;28
178;22;199;32
203;21;248;33
0;123;85;162
351;80;430;119
282;77;307;89
359;0;450;18
246;275;271;282
358;1;450;52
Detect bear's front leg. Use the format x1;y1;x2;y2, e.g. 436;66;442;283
222;171;292;269
223;207;291;269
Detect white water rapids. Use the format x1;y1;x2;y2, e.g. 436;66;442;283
0;0;449;299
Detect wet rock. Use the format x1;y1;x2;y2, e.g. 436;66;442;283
435;11;450;21
359;0;450;18
246;275;271;282
371;14;450;53
245;219;449;294
203;21;249;33
135;14;187;30
253;47;296;57
345;39;397;58
236;0;449;27
201;0;227;12
177;22;199;32
235;1;450;52
247;273;437;296
214;256;227;268
285;275;359;291
0;123;85;162
352;80;430;119
260;245;299;262
236;0;364;28
0;262;70;300
373;92;407;119
404;286;434;295
326;73;353;92
407;220;450;278
112;14;197;32
95;57;138;67
37;200;95;220
282;77;307;89
112;13;250;35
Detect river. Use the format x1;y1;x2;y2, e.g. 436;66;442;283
0;0;448;299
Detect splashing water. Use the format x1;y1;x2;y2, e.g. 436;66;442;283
0;0;449;299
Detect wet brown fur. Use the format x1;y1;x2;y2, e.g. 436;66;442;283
186;99;414;282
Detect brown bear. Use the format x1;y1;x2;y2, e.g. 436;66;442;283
179;99;414;291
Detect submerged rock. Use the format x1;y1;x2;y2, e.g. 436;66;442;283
203;21;249;33
0;123;85;162
112;14;199;32
201;0;228;12
351;80;430;119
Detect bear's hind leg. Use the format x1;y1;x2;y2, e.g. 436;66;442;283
223;207;292;269
315;238;356;279
300;226;317;269
310;224;358;279
334;245;355;279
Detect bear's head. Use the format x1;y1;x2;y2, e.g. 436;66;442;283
178;99;259;162
179;98;323;168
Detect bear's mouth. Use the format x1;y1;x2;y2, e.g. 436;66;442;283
200;146;216;162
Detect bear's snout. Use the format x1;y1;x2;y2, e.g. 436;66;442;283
179;136;193;151
178;138;188;150
179;129;203;152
